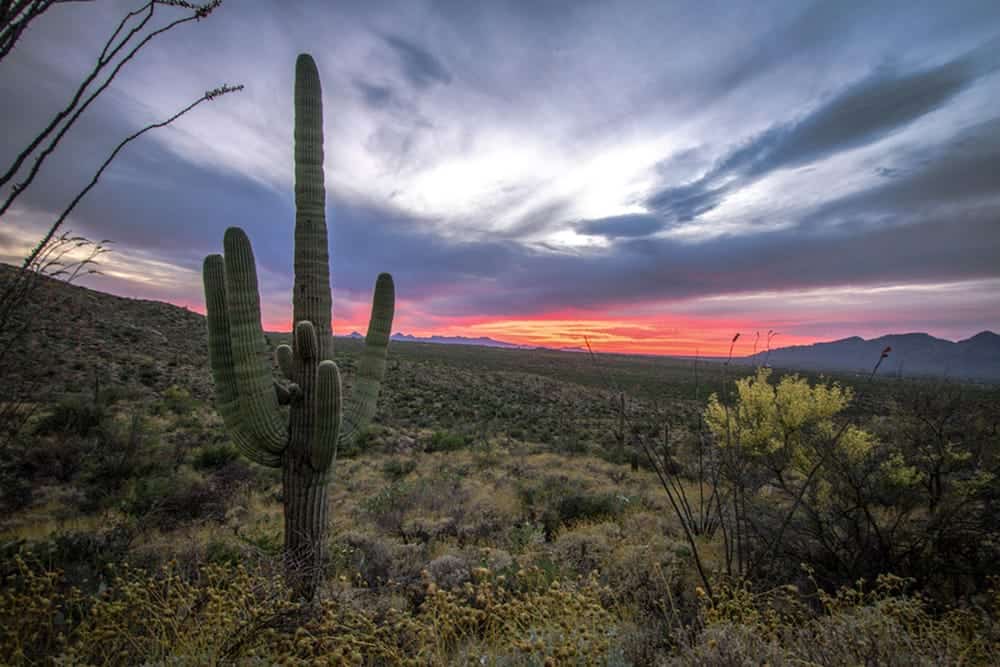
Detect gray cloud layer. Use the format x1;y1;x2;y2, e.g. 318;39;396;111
647;37;1000;225
1;0;998;339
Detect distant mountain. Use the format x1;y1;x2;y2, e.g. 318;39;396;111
744;331;1000;381
347;331;528;349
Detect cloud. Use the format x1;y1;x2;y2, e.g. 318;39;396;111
804;116;1000;228
577;213;663;239
647;37;1000;223
353;80;399;109
380;33;452;89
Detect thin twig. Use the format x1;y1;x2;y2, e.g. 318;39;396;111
1;1;222;216
21;83;242;268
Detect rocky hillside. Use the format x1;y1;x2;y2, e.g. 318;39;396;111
2;264;213;399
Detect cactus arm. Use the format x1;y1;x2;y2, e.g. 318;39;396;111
276;344;296;380
203;254;282;468
274;380;292;405
292;53;333;361
339;272;394;446
222;227;287;455
275;344;298;404
312;360;342;471
294;319;319;361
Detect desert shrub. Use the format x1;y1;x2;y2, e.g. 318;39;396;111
552;522;617;576
504;521;547;555
382;457;418;481
193;442;240;470
426;554;470;590
557;492;627;526
0;467;33;511
0;559;297;666
76;412;146;512
0;546;687;666
329;530;398;587
671;574;999;665
336;425;380;459
33;395;105;437
154;385;197;417
519;477;629;540
18;434;93;483
425;429;469;452
3;523;135;593
699;368;1000;592
136;359;161;387
236;525;283;558
95;382;131;406
362;482;411;534
0;556;86;663
123;468;228;529
205;537;243;565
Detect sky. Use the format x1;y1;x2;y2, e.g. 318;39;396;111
1;0;999;356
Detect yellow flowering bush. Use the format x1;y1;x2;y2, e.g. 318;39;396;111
705;368;874;470
0;558;624;665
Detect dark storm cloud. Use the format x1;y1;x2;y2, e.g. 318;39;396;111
648;37;1000;223
805;117;1000;228
353;80;398;109
324;194;1000;320
380;34;452;89
577;214;663;239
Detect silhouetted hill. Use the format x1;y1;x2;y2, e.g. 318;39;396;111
745;331;1000;381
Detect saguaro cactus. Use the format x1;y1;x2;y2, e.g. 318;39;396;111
202;53;394;598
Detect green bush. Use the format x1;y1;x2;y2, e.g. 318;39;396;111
425;430;468;452
556;492;627;525
155;385;197;416
123;469;227;529
34;396;105;437
193;443;240;470
381;457;417;480
361;482;410;534
519;478;629;539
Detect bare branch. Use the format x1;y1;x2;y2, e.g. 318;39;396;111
0;0;222;216
24;82;243;261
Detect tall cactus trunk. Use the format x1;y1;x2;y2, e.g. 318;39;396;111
282;459;330;596
203;54;395;601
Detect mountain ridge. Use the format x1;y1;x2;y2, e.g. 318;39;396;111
744;331;1000;381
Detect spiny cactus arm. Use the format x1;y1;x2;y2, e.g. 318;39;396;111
292;53;333;361
294;318;319;360
274;380;292;405
222;227;287;455
203;254;282;468
313;360;342;471
276;344;296;380
274;344;299;404
339;272;394;446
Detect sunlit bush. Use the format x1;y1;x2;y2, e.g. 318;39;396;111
0;558;627;665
